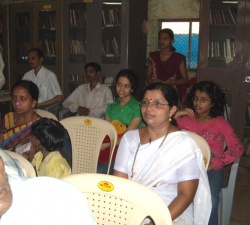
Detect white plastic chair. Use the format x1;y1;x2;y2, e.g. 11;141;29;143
218;157;241;225
62;173;172;225
184;130;211;170
4;150;36;177
35;109;58;121
60;116;117;174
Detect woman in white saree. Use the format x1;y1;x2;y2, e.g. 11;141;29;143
114;83;211;225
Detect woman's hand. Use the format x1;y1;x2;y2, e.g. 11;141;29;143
174;108;195;119
168;179;199;220
207;161;215;171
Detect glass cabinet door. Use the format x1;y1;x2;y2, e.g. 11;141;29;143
16;12;30;64
38;9;56;65
208;1;238;67
101;1;122;64
69;3;86;64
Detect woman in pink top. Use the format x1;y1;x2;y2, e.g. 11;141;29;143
174;80;243;225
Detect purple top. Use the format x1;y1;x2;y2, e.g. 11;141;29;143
149;51;187;99
176;116;244;170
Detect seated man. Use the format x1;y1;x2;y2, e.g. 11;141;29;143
0;149;96;225
22;48;63;108
62;62;113;118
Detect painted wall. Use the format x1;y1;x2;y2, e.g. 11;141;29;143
147;0;200;55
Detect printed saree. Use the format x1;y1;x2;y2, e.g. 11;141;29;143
0;112;40;151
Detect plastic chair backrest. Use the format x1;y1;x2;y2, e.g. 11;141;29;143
35;109;58;121
4;150;36;178
218;157;240;225
60;116;117;174
184;130;211;170
62;173;172;225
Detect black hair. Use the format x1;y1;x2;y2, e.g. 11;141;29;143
11;80;39;101
143;82;178;125
186;80;225;118
144;82;179;107
31;118;66;152
114;69;137;94
158;28;176;52
84;62;101;72
28;48;44;59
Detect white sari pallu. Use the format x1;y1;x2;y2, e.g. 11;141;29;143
115;130;212;225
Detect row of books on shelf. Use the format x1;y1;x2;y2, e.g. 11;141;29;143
39;13;56;29
208;39;235;59
17;14;29;30
69;39;86;55
102;8;120;25
101;37;119;57
69;9;86;28
69;75;84;82
40;38;55;57
210;6;237;25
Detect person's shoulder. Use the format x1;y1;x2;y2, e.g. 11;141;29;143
149;51;159;57
213;116;230;125
129;97;140;104
173;52;185;59
98;83;111;90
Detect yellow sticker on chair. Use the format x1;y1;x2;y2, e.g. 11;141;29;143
203;157;207;166
98;181;114;192
84;119;92;125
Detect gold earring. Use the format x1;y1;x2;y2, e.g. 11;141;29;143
169;117;172;122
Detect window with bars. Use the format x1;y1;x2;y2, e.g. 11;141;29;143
159;20;199;69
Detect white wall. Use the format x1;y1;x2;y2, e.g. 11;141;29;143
147;0;200;55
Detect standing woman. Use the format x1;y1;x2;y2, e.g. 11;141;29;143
98;69;143;174
0;80;41;152
146;28;189;102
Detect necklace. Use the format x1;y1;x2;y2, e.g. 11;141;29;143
130;125;171;178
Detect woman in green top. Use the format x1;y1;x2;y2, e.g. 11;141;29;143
98;69;143;174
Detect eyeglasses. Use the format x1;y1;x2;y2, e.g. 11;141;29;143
193;96;211;104
140;100;169;108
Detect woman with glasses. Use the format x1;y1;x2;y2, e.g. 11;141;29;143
114;82;211;224
97;69;143;174
174;80;243;225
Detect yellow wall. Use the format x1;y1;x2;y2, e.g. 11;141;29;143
147;0;200;55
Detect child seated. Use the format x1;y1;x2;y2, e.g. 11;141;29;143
30;118;71;178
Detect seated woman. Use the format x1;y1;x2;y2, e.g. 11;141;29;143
0;80;41;152
98;69;143;174
114;82;211;224
30;118;71;178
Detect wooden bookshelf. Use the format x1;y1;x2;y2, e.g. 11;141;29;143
63;0;148;99
197;0;250;141
9;2;63;87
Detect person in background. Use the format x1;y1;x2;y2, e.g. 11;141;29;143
0;80;41;152
114;82;211;224
62;62;113;118
22;48;63;108
29;118;71;178
97;69;143;174
146;28;189;103
174;80;244;225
